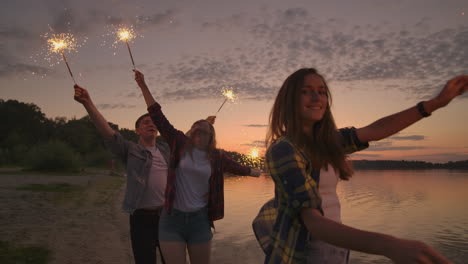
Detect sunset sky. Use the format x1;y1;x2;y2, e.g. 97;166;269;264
1;0;467;162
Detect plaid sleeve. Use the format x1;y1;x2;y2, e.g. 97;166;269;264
268;140;322;214
339;127;369;154
147;102;187;153
221;151;251;176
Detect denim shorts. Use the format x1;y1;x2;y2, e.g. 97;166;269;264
159;207;213;243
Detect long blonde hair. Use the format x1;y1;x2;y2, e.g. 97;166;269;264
266;68;353;180
185;119;217;160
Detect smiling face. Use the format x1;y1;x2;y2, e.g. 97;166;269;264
135;116;158;142
299;74;329;128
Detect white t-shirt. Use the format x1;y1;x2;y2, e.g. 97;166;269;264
305;165;347;264
318;164;341;223
138;147;168;209
173;148;212;212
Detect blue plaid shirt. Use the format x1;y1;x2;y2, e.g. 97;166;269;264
252;127;369;264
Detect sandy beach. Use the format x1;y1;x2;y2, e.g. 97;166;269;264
0;169;134;264
0;169;265;264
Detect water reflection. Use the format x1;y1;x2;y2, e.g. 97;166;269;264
212;171;468;264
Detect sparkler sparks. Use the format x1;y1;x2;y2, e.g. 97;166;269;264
117;27;136;42
215;87;237;115
235;147;263;168
113;25;138;69
44;32;79;84
47;33;77;53
249;148;260;159
222;89;236;102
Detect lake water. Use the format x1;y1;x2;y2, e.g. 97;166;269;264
211;170;468;264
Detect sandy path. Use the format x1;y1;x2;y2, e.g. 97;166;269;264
0;171;134;264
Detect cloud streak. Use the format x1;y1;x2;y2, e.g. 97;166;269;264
389;135;425;141
96;103;136;109
243;124;268;127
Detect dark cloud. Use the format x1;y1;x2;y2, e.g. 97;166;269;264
0;28;33;40
150;12;467;102
2;5;466;103
51;8;77;33
0;48;55;78
241;140;266;147
0;62;53;78
350;153;382;158
154;54;278;101
366;140;426;151
48;8;178;33
281;8;308;20
390;135;425;141
200;13;246;31
243;124;268;127
137;9;177;28
366;146;426;151
96;103;136;109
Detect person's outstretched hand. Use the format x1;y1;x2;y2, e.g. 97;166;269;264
74;85;92;105
435;75;468;107
250;168;262;177
386;238;452;264
133;69;147;89
206;116;216;125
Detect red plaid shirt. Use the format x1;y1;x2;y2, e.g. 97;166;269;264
148;103;252;223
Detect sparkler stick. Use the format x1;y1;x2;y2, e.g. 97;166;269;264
116;27;137;69
46;33;78;84
215;98;228;114
125;40;136;69
60;50;76;84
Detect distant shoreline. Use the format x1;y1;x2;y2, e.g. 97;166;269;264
351;159;468;170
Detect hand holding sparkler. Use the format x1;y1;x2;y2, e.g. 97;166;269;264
215;88;237;115
133;69;147;89
133;69;157;107
206;116;216;125
250;168;262;177
73;85;92;105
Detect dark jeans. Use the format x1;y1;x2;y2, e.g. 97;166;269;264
130;208;166;264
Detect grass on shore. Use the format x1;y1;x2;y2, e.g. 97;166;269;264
0;241;50;264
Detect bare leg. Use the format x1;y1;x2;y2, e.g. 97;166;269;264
160;241;187;264
187;241;211;264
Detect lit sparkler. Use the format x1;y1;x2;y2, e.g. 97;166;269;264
249;148;260;159
244;147;263;168
115;26;137;69
46;33;78;84
215;87;237;115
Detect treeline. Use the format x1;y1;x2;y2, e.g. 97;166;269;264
223;150;266;170
352;160;468;170
0;99;255;171
1;99;137;171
